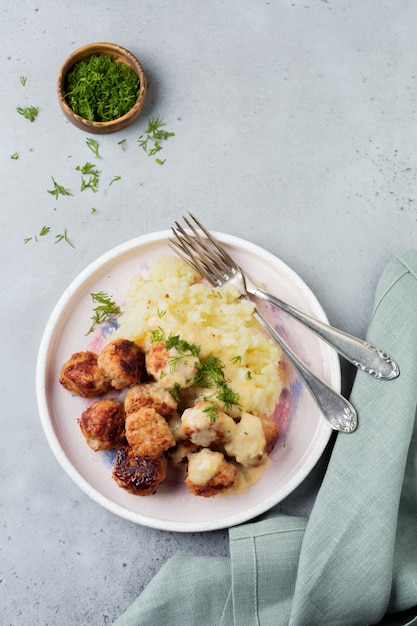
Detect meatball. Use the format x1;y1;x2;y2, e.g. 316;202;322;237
124;382;177;418
145;341;199;390
260;416;280;455
224;412;277;467
112;445;167;496
78;398;126;451
59;351;111;398
185;449;238;497
125;407;176;459
97;339;145;389
181;401;236;447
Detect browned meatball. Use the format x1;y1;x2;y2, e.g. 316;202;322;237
260;416;280;455
125;407;176;459
112;445;167;496
97;338;145;389
145;341;199;390
124;382;177;418
185;449;238;497
78;398;126;451
59;351;111;398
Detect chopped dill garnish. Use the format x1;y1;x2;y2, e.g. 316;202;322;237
148;330;240;410
86;291;121;335
76;162;100;192
39;225;51;237
47;177;73;199
194;353;224;388
11;152;19;160
171;383;181;402
216;386;240;411
20;76;27;86
165;335;200;357
55;229;75;248
109;175;121;186
138;116;175;163
64;54;139;122
24;225;50;244
16;105;39;122
203;405;218;423
194;352;240;410
86;137;100;158
150;327;166;343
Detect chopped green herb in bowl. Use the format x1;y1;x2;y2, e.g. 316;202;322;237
57;42;147;134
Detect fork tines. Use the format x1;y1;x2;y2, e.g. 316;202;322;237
169;213;235;281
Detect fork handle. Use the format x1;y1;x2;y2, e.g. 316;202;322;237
251;307;357;433
249;284;399;380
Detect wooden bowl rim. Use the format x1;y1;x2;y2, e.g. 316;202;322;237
57;42;147;134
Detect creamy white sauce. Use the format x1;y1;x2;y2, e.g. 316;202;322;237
187;449;224;485
224;412;266;467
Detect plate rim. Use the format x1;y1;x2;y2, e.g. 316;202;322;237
36;230;337;532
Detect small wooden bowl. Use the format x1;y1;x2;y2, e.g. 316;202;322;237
57;42;147;134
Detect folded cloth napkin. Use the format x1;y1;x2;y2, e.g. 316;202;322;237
113;249;417;626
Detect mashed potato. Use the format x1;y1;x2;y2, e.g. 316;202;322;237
112;255;282;418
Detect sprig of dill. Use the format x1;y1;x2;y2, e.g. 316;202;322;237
47;177;73;199
55;229;75;248
86;291;121;335
76;162;101;192
16;105;39;122
86;137;100;158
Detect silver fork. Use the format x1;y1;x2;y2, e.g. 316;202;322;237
168;215;394;433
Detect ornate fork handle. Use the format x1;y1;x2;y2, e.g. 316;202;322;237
245;277;400;380
250;303;357;433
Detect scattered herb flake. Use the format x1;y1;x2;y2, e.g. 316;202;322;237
11;152;19;160
55;229;75;248
109;175;121;186
47;177;73;199
118;139;126;151
16;105;39;122
20;76;27;86
24;225;51;244
86;137;100;158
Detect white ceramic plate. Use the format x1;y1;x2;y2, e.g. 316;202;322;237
36;230;338;532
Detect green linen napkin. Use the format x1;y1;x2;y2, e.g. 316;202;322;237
113;249;417;626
